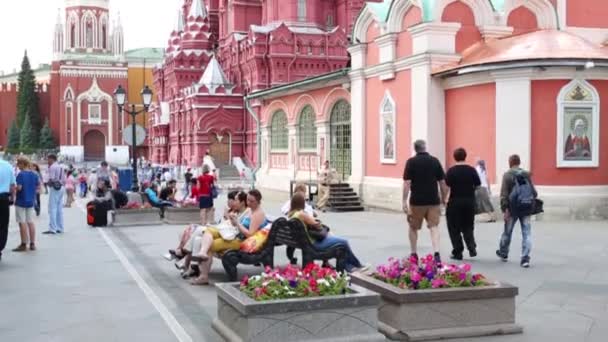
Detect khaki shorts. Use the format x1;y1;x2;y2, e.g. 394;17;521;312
15;206;35;223
408;205;441;230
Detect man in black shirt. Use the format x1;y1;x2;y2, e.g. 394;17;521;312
160;180;177;203
402;140;448;265
445;148;481;260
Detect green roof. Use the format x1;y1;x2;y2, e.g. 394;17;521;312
125;48;165;62
489;0;505;12
367;0;393;24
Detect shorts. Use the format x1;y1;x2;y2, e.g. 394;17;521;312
408;205;441;230
199;195;213;209
15;206;35;223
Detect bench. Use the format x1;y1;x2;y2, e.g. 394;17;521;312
111;208;162;227
220;218;347;281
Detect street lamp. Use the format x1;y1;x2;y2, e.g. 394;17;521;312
114;85;153;191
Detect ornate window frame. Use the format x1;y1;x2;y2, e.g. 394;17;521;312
270;110;288;151
380;91;397;164
556;79;600;168
88;103;102;125
298;105;317;151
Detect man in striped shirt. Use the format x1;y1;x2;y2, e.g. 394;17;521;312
44;154;65;235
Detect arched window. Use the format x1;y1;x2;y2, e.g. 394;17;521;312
70;24;76;48
102;25;107;49
557;79;600;168
270;110;288;151
298;105;316;150
380;91;396;164
297;0;307;21
86;18;93;48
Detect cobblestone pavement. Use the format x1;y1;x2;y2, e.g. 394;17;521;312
0;191;606;342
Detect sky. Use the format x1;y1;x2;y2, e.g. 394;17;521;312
0;0;179;74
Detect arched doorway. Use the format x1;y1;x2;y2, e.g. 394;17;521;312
330;100;351;180
83;130;105;161
209;132;231;165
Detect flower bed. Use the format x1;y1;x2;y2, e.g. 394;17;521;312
240;263;350;301
351;255;522;341
212;264;385;342
373;254;488;290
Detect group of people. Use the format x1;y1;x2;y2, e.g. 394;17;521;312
166;183;369;285
402;140;538;268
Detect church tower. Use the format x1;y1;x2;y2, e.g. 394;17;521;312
63;0;112;53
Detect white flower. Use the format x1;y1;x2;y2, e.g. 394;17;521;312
250;275;262;282
262;281;270;287
283;286;289;290
275;274;285;282
297;271;303;276
329;278;336;283
287;291;296;295
317;279;329;286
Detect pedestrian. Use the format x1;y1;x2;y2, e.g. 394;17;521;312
197;165;216;225
239;168;246;188
31;163;43;216
64;170;75;208
97;161;111;185
183;168;193;200
445;148;481;260
496;154;537;268
0;154;17;261
79;170;88;198
44;154;65;235
316;160;336;212
12;157;40;252
475;159;497;222
402;140;448;265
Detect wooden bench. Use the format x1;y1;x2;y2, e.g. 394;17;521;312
220;218;348;281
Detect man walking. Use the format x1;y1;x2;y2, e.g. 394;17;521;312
0;155;17;261
97;161;111;185
496;154;537;268
316;160;336;212
12;157;40;252
402;140;448;265
44;154;65;235
445;148;481;260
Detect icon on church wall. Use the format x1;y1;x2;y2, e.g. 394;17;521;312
380;92;396;164
563;109;592;161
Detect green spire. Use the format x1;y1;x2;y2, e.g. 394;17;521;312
489;0;505;12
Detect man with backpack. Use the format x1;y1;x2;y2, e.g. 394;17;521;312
496;154;537;268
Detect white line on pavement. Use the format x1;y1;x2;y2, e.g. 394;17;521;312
76;202;195;342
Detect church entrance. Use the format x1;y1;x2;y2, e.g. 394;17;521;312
209;132;230;165
330;100;351;180
83;130;106;161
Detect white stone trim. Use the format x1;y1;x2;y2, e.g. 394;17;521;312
66;10;80;49
65;102;74;145
502;0;558;29
380;91;397;164
409;22;461;55
350;75;366;186
433;0;497;26
556;79;600;168
557;0;566;30
376;33;398;64
81;10;98;48
352;6;381;44
387;0;421;33
59;68;128;78
564;27;608;45
347;44;367;70
494;74;531;181
478;25;514;40
76;77;114;145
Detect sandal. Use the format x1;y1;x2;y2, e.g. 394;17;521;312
169;249;185;260
190;255;209;263
190;277;209;286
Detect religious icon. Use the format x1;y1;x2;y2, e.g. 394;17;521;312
383;120;394;160
380;95;396;163
563;110;592;161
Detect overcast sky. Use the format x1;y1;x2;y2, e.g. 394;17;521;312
0;0;178;74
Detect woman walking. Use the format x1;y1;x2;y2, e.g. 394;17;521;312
31;163;43;217
475;159;497;222
197;165;216;225
64;170;75;208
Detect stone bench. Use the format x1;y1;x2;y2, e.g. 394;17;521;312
163;207;201;225
111;208;162;227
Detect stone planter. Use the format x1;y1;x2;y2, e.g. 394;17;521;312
350;273;523;341
112;208;162;227
163;207;201;225
213;282;386;342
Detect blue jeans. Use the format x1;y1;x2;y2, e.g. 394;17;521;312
314;235;362;272
48;188;65;233
498;215;532;260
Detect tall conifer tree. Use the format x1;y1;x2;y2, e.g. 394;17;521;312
19;114;35;152
39;118;56;149
16;50;41;146
7;121;20;152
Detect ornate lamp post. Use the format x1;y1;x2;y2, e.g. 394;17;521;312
114;85;153;191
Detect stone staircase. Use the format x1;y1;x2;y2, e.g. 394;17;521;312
327;183;364;212
218;164;240;180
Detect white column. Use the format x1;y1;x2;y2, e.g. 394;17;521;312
557;0;567;30
108;98;113;145
494;71;532;181
316;121;330;167
261;126;269;170
411;62;447;165
288;124;297;177
349;69;366;185
77;100;82;145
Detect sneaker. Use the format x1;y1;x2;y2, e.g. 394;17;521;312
434;252;442;266
496;250;508;262
409;253;419;264
29;243;36;251
351;264;371;274
42;231;56;235
450;253;463;261
469;249;477;258
12;244;27;252
520;258;530;268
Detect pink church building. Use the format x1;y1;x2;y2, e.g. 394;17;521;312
150;0;608;218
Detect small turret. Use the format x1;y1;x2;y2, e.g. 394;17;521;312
112;11;124;56
53;9;64;59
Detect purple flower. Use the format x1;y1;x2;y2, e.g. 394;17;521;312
426;272;435;280
459;272;467;281
289;280;298;288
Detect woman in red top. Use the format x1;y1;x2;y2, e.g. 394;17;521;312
197;165;216;224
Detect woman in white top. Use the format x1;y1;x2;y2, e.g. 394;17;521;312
475;160;496;222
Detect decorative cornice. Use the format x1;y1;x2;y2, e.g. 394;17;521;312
479;25;514;40
59;68;128;78
408;22;461;37
375;33;398;48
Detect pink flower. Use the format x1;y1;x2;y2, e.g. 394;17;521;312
240;275;249;286
458;272;467;281
460;264;472;272
431;278;446;288
425;254;434;263
411;272;422;283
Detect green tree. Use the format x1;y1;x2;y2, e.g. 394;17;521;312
39;118;56;149
19;114;35;152
16;50;41;146
7;120;20;152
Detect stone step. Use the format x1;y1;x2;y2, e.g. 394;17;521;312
329;206;365;212
328;195;360;202
329;183;351;188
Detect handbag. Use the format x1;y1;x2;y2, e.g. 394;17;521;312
215;221;239;241
211;183;219;199
308;224;330;242
50;180;63;191
531;198;544;216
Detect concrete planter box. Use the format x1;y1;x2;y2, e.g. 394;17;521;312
163;207;201;225
350;273;523;341
213;282;386;342
112;208;162;227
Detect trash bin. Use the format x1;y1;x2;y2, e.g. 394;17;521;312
118;168;133;192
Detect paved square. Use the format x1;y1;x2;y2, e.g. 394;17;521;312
0;192;606;342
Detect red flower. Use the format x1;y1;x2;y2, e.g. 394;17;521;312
309;278;317;288
240;275;249;286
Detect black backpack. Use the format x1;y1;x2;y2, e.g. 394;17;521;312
508;172;535;216
111;190;129;209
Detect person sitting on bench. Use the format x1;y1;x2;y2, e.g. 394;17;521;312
189;190;267;286
288;193;369;273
